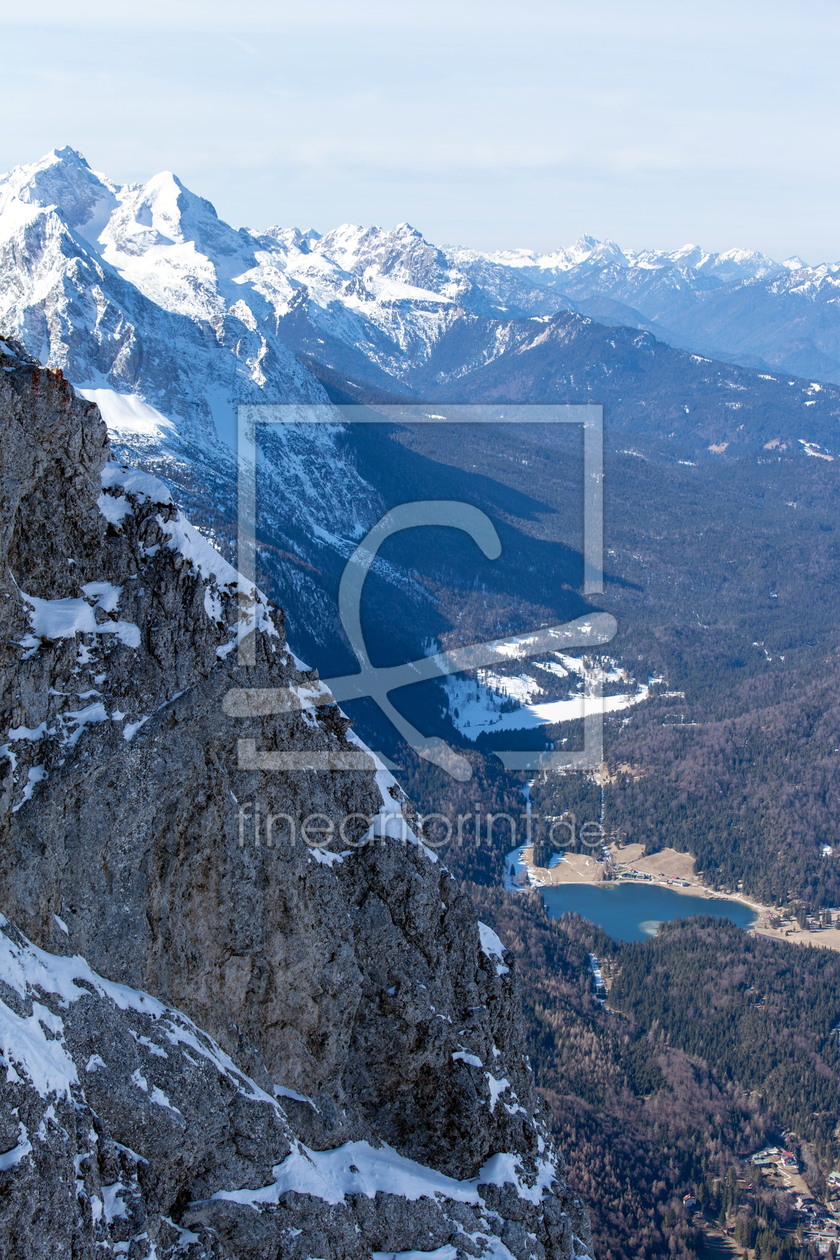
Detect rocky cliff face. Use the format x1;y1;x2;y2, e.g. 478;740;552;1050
0;337;592;1259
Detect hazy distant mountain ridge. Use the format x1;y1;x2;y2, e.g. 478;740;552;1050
448;236;840;381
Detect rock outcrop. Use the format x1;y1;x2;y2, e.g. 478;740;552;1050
0;337;592;1259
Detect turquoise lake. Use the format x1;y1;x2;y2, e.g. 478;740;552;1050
540;882;757;943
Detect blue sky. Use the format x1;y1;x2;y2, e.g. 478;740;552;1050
3;0;838;261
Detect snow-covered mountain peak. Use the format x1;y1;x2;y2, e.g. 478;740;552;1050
467;234;783;283
105;168;253;263
2;148;254;282
705;246;781;281
643;243;781;282
48;143;88;165
118;171;198;244
472;235;605;273
660;243;713;272
0;146;117;245
597;240;632;268
1;145;98;204
0;146;335;468
314;220;427;272
263;225;322;251
305;220;477;308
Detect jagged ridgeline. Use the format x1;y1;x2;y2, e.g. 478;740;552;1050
0;338;592;1259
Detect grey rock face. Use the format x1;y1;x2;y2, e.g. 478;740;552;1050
0;910;594;1260
0;337;592;1258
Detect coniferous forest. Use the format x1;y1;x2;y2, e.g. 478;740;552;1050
471;890;840;1260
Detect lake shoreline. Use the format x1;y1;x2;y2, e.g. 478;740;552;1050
505;841;840;952
537;880;758;942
